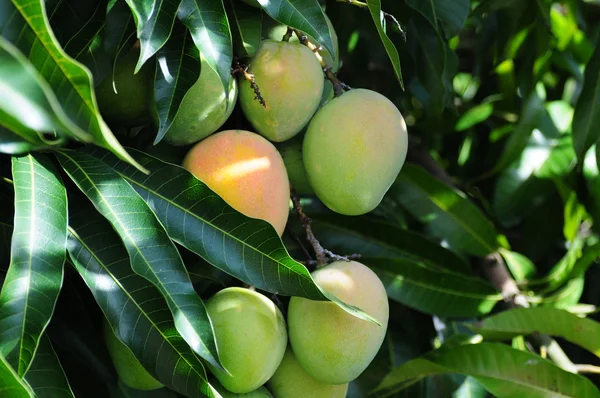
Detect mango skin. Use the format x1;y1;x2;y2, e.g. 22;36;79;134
267;346;348;398
239;40;324;142
182;129;290;236
103;319;164;391
95;48;153;126
206;287;288;394
287;261;389;384
213;379;273;397
161;57;238;146
276;133;313;195
303;89;408;216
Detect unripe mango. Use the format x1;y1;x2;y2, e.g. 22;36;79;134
276;133;313;195
303;89;408;215
287;261;389;384
161;56;238;146
239;40;324;142
213;378;274;397
267;346;348;398
103;319;163;391
206;287;287;394
182;130;290;236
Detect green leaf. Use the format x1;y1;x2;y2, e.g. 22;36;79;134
432;0;470;37
66;202;219;398
0;351;33;398
309;215;471;274
469;307;600;359
86;147;379;325
455;103;494;132
366;0;403;89
573;35;600;160
0;125;48;155
54;150;225;373
374;342;600;398
124;0;180;70
153;22;200;144
256;0;336;61
178;0;233;93
498;248;536;282
1;0;146;171
226;0;262;58
541;277;585;309
362;257;501;318
391;164;500;257
0;154;67;376
23;334;75;398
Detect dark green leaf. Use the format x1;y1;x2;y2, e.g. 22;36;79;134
366;0;403;89
391;164;500;257
432;0;470;37
309;215;471;274
86;147;379;325
470;307;600;359
55;150;224;372
374;342;600;398
153;23;200;144
178;0;233;93
0;351;32;398
362;257;501;318
124;0;180;70
23;334;75;398
67;203;219;398
0;0;146;172
226;0;262;58
0;154;67;376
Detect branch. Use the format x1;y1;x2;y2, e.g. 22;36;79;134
574;364;600;374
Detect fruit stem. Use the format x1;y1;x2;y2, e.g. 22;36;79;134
282;27;294;42
292;29;346;98
231;62;267;108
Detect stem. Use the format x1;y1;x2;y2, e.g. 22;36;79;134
290;188;328;266
574;365;600;374
282;27;293;42
231;63;267;108
337;0;367;7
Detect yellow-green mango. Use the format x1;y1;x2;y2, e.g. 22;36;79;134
206;287;287;394
303;89;408;215
239;40;324;142
267;346;348;397
213;379;274;397
287;260;389;384
103;319;164;391
275;133;313;195
95;47;154;126
161;57;238;146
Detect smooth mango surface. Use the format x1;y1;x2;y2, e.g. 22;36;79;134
287;261;389;384
303;89;408;215
276;133;313;195
239;40;324;142
206;287;288;394
182;129;290;236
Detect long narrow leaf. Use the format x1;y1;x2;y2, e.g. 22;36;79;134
366;0;403;89
0;351;32;398
55;150;224;372
0;154;67;376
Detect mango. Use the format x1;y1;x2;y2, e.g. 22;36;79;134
182;129;290;236
213;378;273;397
287;260;389;384
303;89;408;215
206;287;288;394
161;56;238;146
275;133;313;195
103;319;164;391
263;14;339;107
267;346;348;398
239;40;324;142
95;47;153;126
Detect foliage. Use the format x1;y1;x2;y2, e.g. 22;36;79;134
1;0;600;397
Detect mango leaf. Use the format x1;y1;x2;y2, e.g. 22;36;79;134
469;307;600;359
309;215;471;274
373;342;600;398
67;202;219;398
23;334;75;398
455;103;494;132
0;125;48;155
256;0;335;60
573;35;600;160
432;0;470;37
391;164;500;257
498;248;536;282
85;147;379;325
54;150;225;372
226;0;262;58
153;22;201;144
0;351;32;398
0;154;67;376
541;277;585;310
362;257;501;318
366;0;403;89
178;0;233;93
124;0;180;70
0;0;146;172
